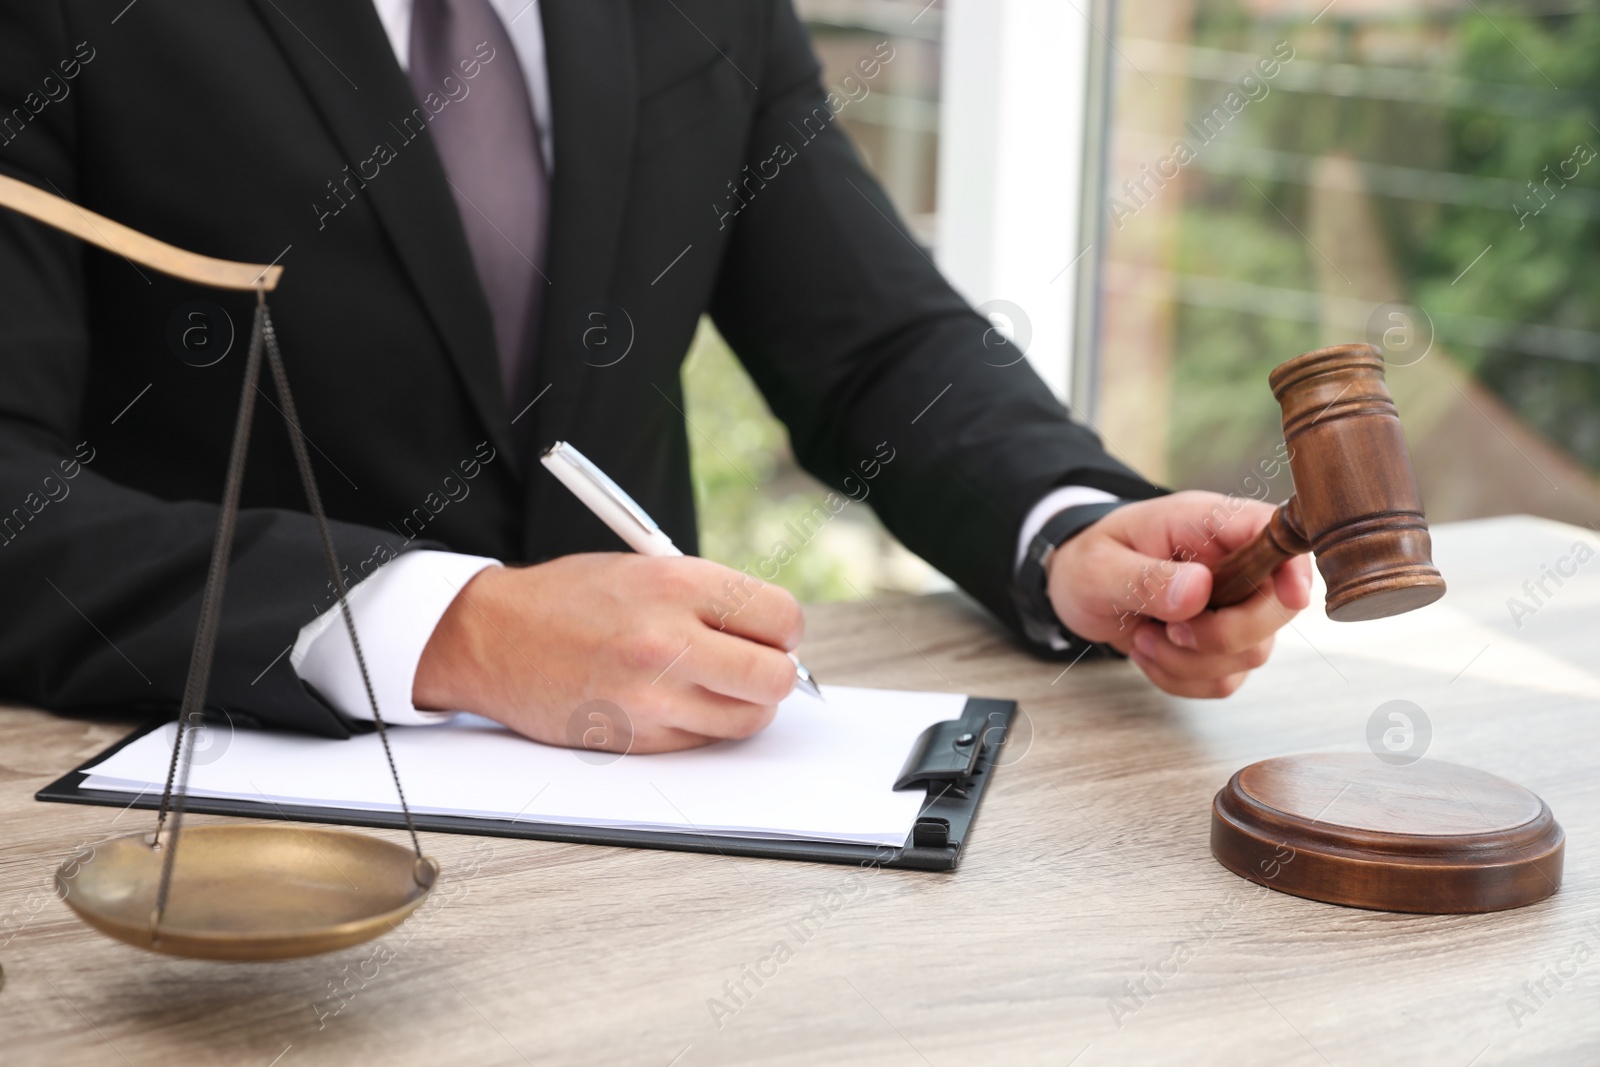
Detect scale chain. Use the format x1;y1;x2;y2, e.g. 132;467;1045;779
151;295;270;929
151;291;424;934
256;295;423;857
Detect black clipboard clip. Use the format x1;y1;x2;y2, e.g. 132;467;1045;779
891;698;1016;867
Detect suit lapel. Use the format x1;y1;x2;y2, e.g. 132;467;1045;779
526;0;638;441
244;0;517;471
516;0;638;557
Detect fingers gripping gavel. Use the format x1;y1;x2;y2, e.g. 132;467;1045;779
1206;344;1446;622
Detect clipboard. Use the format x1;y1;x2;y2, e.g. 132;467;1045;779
37;697;1017;872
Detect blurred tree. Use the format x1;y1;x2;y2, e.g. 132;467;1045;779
1406;7;1600;470
1155;3;1600;487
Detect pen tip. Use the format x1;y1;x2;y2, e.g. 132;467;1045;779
789;652;823;700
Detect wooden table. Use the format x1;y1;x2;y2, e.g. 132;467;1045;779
2;515;1597;1066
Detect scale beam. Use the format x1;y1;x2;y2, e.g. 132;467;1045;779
0;173;282;291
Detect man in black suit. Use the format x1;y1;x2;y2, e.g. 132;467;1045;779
0;0;1310;750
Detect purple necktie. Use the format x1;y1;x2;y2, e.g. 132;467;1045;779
409;0;549;404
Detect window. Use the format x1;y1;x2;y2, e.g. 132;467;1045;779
1092;2;1600;524
696;2;1582;601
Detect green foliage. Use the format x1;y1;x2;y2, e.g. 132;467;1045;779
1164;3;1600;478
1168;205;1321;488
1405;8;1600;467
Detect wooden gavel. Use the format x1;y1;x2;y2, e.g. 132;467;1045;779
1207;343;1446;621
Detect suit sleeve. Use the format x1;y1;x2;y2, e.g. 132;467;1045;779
708;1;1164;646
0;3;422;736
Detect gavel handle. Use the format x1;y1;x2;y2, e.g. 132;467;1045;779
1207;496;1311;609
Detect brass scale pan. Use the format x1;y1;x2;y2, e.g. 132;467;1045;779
0;172;437;961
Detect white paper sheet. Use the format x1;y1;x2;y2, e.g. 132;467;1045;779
81;685;968;847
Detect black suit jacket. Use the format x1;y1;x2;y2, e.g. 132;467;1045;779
0;0;1159;736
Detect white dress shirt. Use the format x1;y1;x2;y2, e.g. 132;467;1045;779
292;1;1115;725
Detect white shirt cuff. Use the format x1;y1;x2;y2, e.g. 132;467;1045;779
1014;486;1122;651
1014;486;1121;571
291;550;501;726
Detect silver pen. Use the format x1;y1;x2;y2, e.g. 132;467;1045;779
540;441;825;701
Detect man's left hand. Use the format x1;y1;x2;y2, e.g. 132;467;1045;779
1045;491;1314;698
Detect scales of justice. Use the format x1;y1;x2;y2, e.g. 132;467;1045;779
1;173;437;961
0;168;1563;964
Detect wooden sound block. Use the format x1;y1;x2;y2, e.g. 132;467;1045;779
1210;753;1563;914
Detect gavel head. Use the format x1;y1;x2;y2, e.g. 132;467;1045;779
1273;343;1446;621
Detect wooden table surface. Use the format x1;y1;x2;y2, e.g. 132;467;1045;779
2;515;1597;1066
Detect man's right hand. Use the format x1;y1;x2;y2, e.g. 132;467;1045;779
412;554;805;752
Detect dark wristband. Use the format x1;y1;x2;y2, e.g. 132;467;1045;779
1011;501;1128;657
